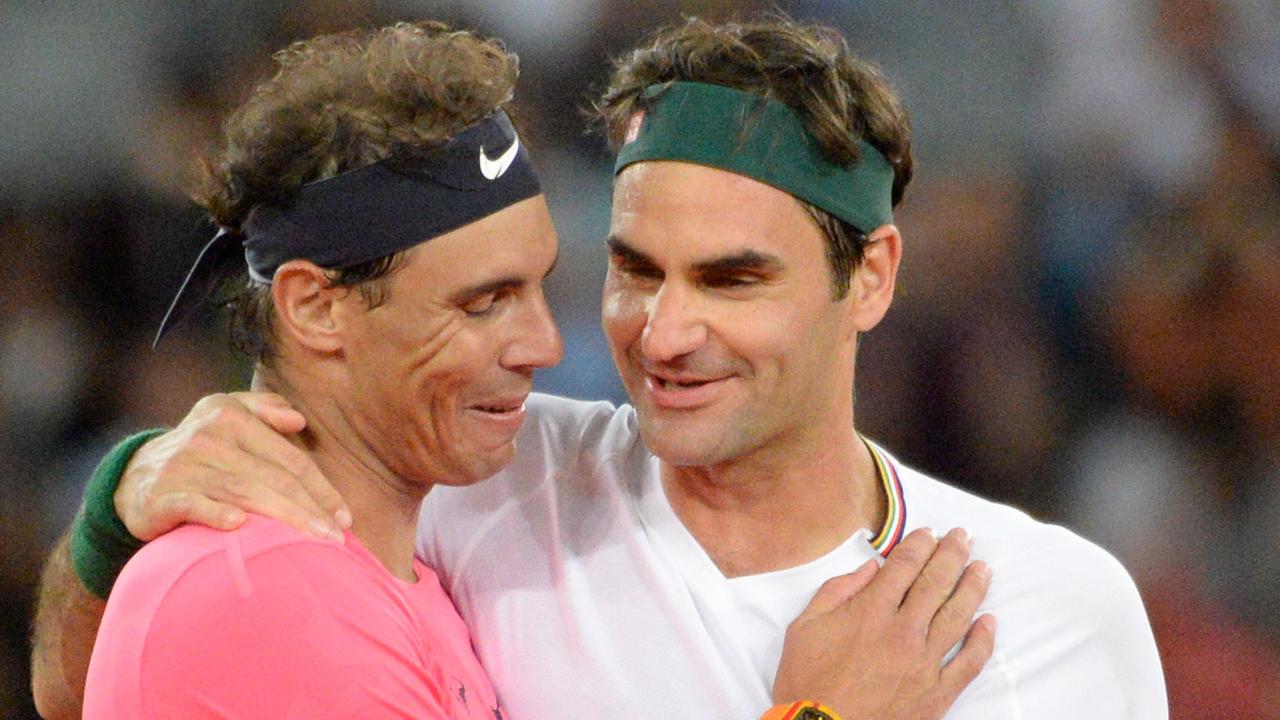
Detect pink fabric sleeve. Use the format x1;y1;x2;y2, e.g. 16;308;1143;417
133;540;452;719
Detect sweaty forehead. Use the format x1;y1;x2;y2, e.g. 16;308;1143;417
404;195;558;280
613;161;792;207
610;161;820;254
609;162;829;271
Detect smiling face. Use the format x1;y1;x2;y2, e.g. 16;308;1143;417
603;161;882;468
338;194;563;486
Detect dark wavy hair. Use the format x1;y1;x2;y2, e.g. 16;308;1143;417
595;17;913;298
195;21;519;364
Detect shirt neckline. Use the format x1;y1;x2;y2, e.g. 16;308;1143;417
865;437;908;557
636;435;910;585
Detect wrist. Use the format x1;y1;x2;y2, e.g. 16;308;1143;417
70;429;167;598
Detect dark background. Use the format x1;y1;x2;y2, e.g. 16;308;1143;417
2;1;1277;717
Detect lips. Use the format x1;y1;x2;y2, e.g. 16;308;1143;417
470;397;526;414
652;376;712;390
642;369;732;409
464;393;529;438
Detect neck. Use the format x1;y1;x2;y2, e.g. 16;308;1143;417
661;421;885;578
251;370;424;582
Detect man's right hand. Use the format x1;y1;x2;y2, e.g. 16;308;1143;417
115;392;351;542
773;527;996;720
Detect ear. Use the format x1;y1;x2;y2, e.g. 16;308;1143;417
271;260;346;355
847;224;902;333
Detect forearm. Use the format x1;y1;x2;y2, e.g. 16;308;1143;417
31;531;106;720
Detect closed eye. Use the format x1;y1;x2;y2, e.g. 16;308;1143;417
461;291;500;316
615;259;663;281
453;278;522;318
607;236;663;281
702;273;764;289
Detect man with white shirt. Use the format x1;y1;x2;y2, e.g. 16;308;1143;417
409;19;1166;717
33;16;1165;720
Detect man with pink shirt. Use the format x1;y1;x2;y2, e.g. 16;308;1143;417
78;21;557;719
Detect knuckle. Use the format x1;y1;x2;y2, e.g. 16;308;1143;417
191;393;232;417
281;451;313;481
190;394;218;414
183;430;217;455
888;544;921;568
221;473;251;498
934;604;967;635
956;653;986;681
275;471;314;504
163;491;192;519
953;573;988;608
940;599;967;624
892;621;927;650
256;463;289;489
137;493;161;524
914;564;946;592
209;404;246;429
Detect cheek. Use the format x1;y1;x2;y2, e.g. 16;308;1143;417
601;277;650;349
353;312;467;397
716;300;826;374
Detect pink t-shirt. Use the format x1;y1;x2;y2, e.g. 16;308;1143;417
84;515;503;719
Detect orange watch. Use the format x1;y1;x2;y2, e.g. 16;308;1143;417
759;701;843;720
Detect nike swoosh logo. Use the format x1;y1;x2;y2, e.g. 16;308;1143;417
479;135;519;180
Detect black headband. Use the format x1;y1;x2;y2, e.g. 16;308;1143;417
155;110;540;346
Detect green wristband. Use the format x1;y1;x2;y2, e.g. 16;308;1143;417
70;429;168;598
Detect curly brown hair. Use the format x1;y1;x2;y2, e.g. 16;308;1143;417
595;17;913;298
196;21;519;364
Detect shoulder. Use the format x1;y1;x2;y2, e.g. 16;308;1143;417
892;457;1139;605
113;514;366;602
888;453;1142;611
107;516;380;646
430;393;641;510
522;392;641;466
881;450;1165;712
417;394;649;580
104;518;439;717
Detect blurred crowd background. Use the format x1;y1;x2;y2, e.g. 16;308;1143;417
2;0;1277;717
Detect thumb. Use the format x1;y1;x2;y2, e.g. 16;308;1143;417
798;558;879;618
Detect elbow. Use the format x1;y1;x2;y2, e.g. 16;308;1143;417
31;662;81;720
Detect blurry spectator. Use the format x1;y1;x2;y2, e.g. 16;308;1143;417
1060;110;1280;718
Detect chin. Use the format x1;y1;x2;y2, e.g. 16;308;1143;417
441;442;517;487
637;417;734;468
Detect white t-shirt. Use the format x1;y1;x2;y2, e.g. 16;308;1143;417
418;394;1167;719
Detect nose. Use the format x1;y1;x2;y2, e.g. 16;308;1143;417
504;289;563;372
640;281;707;362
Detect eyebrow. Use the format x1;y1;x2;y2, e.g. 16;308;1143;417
692;249;783;276
606;235;783;275
606;236;653;266
448;250;559;303
449;277;524;304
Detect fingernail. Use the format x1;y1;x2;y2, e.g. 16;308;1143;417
974;561;992;580
923;527;936;539
309;519;339;541
334;508;353;528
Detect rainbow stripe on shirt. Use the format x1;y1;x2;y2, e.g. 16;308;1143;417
865;440;907;557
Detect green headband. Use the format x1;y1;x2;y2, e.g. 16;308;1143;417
614;81;894;233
